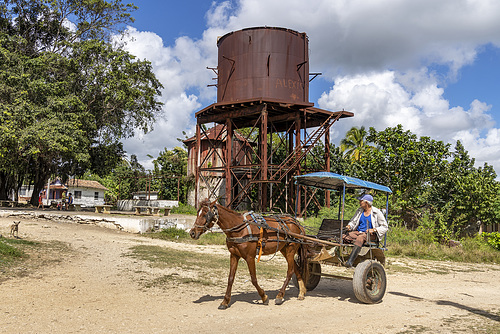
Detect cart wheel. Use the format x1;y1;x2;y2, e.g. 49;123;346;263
293;262;321;291
353;260;386;304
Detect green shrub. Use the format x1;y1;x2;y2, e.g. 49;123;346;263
482;232;500;251
171;203;197;215
386;226;500;263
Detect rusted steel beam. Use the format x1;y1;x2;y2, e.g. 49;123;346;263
225;118;232;206
197;104;265;124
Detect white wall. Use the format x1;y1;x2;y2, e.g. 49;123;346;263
117;199;178;211
69;187;105;207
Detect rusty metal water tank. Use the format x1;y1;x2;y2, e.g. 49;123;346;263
216;27;309;104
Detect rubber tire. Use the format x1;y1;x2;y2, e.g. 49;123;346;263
353;260;386;304
292;262;321;291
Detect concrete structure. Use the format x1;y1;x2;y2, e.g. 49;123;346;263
0;209;194;234
117;199;178;212
132;191;159;200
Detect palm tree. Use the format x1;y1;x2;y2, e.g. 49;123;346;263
340;126;374;162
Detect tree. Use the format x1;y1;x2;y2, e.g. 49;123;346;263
363;125;450;227
428;142;500;237
340;126;375;162
153;147;191;202
0;0;163;204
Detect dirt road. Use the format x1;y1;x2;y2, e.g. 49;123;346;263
1;216;499;333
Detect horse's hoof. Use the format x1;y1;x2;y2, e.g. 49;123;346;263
218;304;229;310
275;298;284;305
262;295;269;305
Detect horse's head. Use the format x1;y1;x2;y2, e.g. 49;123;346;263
189;200;219;240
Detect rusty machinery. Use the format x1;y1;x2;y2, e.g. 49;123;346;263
193;27;353;215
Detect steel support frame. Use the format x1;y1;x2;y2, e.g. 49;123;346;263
194;103;343;214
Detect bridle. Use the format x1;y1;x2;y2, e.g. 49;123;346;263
194;204;219;232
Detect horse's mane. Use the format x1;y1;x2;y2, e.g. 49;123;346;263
199;198;241;216
216;203;241;216
199;198;211;207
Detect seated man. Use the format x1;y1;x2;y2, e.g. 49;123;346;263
343;194;388;267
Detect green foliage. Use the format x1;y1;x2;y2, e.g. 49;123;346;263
340;126;375;162
386;227;500;263
362;125;450;227
0;0;162;204
171;203;197;215
387;224;437;246
152;147;192;202
482;232;500;251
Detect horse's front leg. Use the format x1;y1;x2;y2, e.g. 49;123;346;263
275;245;300;305
219;253;240;310
244;255;269;305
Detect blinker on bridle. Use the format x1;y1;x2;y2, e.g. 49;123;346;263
196;204;219;231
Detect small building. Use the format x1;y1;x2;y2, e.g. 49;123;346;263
66;179;108;207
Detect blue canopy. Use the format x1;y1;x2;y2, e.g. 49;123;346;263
294;172;392;194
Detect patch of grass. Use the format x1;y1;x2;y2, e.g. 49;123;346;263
397;325;431;333
386;263;423;275
145;227;227;245
0;237;35;266
0;237;72;281
382;225;500;264
127;244;227;270
195;232;226;245
144;274;213;288
126;245;288;289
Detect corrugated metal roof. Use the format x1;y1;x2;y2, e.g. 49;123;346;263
294;172;392;193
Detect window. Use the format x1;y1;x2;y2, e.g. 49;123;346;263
94;192;99;200
74;191;82;199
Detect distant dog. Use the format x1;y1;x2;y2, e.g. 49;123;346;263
10;221;20;238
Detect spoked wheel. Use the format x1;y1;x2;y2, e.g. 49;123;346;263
353;260;386;304
292;262;322;291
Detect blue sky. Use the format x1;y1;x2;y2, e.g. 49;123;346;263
116;0;500;174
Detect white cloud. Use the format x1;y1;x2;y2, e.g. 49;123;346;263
113;27;218;166
318;70;498;171
209;0;500;78
123;93;201;169
115;0;500;174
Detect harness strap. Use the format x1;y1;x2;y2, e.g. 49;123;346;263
226;235;260;243
257;227;264;263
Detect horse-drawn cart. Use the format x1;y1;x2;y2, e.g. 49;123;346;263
189;172;391;308
292;172;392;304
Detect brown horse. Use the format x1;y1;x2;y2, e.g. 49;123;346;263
189;199;308;309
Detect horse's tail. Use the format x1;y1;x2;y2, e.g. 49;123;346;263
297;242;310;284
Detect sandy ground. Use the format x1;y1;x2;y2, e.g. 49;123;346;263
0;214;499;334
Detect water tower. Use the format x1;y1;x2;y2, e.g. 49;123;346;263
193;27;353;214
